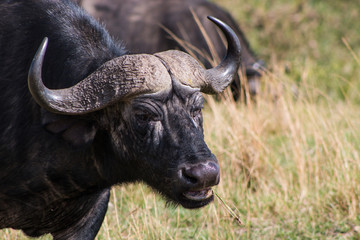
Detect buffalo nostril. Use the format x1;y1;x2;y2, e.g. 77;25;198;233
183;172;198;184
182;166;202;185
181;161;220;188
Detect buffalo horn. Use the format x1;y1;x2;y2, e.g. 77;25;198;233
28;37;171;115
155;16;241;94
204;16;241;94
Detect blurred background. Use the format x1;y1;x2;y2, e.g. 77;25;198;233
227;0;360;103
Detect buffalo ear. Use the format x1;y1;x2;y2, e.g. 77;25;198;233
41;111;97;147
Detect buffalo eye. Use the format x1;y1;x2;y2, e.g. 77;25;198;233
133;111;159;137
135;112;156;124
191;108;203;124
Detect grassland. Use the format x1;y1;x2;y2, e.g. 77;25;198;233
2;0;360;239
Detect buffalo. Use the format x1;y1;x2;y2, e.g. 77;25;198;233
0;0;241;239
76;0;264;100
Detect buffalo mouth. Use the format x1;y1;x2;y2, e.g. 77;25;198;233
178;188;215;209
183;188;213;201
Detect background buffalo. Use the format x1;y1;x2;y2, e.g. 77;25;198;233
76;0;265;101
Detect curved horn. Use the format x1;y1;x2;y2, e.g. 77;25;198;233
28;38;171;115
154;16;241;94
203;16;241;94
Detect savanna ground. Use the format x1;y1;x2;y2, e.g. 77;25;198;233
2;0;360;239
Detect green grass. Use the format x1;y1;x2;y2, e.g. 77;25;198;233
2;0;360;239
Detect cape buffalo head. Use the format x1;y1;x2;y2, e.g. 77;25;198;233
28;17;241;209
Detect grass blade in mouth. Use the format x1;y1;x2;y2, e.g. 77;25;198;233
214;190;242;225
